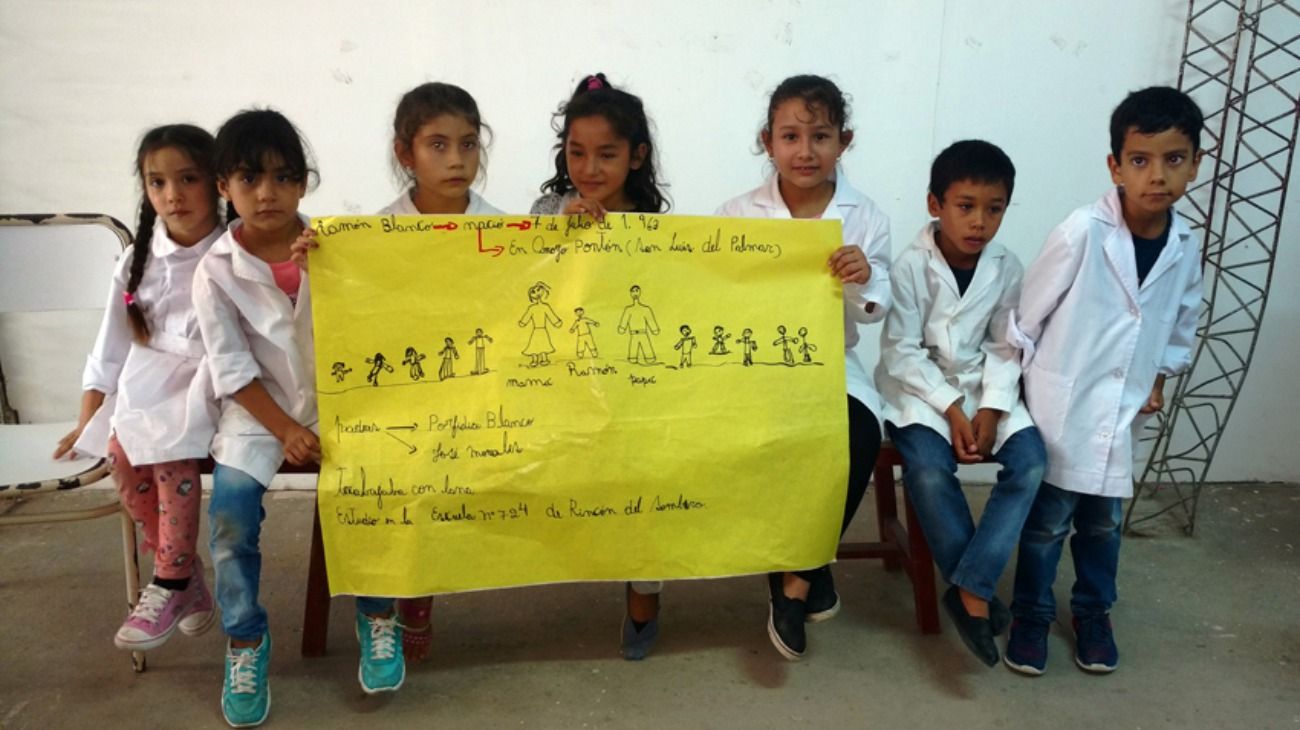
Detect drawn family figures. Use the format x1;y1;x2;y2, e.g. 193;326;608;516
365;352;393;386
570;307;601;358
618;284;660;365
331;362;352;383
710;325;731;355
468;328;493;374
674;325;698;368
438;338;459;380
797;327;817;363
773;325;799;366
518;281;561;367
736;329;758;367
402;347;426;381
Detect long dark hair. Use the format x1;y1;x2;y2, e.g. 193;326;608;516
126;124;217;343
540;73;669;213
212;109;317;222
392;82;491;186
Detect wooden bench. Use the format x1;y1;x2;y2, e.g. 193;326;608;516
297;441;942;657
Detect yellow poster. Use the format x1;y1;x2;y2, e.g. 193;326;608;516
310;213;848;597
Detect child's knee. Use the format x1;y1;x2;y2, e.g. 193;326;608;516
904;464;956;497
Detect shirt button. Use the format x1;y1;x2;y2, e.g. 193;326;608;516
1099;431;1111;440
1113;368;1124;379
1130;307;1140;317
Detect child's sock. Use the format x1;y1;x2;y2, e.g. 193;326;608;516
153;576;190;591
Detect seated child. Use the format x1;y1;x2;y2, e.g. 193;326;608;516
1005;86;1205;676
877;139;1045;667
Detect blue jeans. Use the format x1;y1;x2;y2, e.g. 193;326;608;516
1011;482;1122;623
887;423;1046;601
209;463;393;642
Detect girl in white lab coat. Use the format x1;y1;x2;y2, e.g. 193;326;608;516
54;124;222;652
716;74;890;661
193;110;401;728
531;72;672;661
291;81;505;665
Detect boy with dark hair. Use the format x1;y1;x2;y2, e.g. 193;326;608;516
1006;86;1204;675
877;139;1046;667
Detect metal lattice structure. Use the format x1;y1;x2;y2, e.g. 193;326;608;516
1127;0;1300;534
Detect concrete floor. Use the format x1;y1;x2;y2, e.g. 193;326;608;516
1;484;1297;730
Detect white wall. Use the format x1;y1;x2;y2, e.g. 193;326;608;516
1;0;1296;480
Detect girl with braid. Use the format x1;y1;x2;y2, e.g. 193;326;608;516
54;124;224;651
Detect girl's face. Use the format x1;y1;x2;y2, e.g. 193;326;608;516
142;146;218;246
218;152;306;237
396;113;481;212
565;115;646;211
762;100;851;193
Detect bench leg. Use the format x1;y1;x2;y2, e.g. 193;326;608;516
118;508;147;672
873;460;902;572
301;498;331;657
903;491;941;634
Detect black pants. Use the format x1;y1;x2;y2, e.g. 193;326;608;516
794;395;881;580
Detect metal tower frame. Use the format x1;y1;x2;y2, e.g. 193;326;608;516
1127;0;1300;534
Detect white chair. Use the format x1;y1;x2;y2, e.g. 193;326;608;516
0;213;149;671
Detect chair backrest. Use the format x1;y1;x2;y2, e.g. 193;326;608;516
0;214;130;424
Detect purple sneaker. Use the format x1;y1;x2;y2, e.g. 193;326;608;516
179;560;216;637
114;583;188;651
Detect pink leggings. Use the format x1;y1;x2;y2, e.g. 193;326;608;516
106;436;202;580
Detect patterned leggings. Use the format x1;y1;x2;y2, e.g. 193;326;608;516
106;436;202;580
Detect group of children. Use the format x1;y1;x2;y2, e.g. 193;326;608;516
52;70;1203;726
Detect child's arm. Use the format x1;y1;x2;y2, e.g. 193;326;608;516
55;255;135;458
843;214;891;324
1157;251;1205;379
193;265;320;465
1009;219;1087;364
879;256;963;424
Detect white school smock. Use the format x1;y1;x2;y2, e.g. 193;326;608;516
75;220;223;463
716;172;892;418
193;217;318;486
379;188;504;216
876;222;1032;452
1008;188;1202;498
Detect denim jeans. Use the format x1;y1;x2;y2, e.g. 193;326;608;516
887;423;1046;601
209;463;393;642
1011;482;1122;623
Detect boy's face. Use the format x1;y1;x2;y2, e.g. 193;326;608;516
1108;127;1202;219
927;179;1009;265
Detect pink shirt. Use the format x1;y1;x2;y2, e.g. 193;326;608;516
233;225;301;303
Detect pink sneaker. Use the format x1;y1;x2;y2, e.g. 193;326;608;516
114;583;188;651
179;561;216;637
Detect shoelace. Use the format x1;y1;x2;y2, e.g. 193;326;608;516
366;616;399;660
130;585;173;625
227;650;260;694
1078;617;1111;647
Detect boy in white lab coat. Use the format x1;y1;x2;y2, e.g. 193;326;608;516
1005;87;1204;676
877;140;1046;667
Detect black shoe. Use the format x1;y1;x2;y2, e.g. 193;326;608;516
942;586;999;667
990;596;1011;636
766;573;806;660
805;566;841;623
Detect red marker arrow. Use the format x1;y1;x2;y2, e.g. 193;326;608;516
506;220;532;231
477;229;503;257
433;222;458;231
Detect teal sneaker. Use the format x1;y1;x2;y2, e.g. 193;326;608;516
222;632;271;728
356;612;405;694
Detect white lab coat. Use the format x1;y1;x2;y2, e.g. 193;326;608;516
877;223;1033;452
379;188;504;216
716;172;891;418
75;220;223;463
1009;188;1202;497
193;217;318;486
